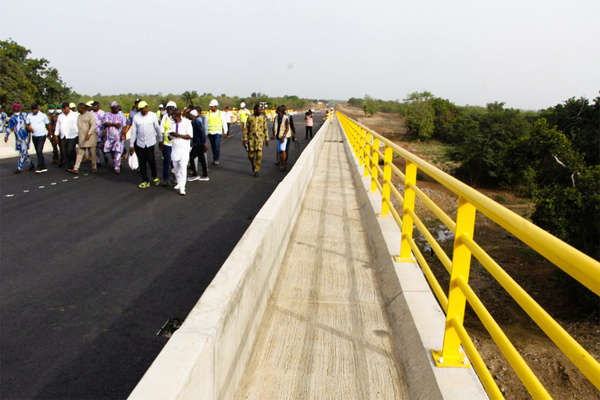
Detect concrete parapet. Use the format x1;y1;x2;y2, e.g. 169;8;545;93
340;120;489;400
128;120;330;400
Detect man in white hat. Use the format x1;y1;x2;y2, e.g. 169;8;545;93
167;109;193;196
205;99;228;166
129;101;162;188
159;100;177;186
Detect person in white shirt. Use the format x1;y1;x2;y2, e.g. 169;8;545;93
54;102;79;169
25;104;51;173
224;106;233;138
129;101;162;189
167;109;193;196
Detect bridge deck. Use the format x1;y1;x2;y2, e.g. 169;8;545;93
235;122;409;399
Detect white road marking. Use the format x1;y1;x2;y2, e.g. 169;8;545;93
73;176;79;179
51;182;57;185
38;186;45;189
23;190;29;193
62;179;68;182
5;194;14;198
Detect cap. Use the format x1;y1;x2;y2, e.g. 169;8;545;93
69;102;76;109
85;100;94;107
159;104;164;108
48;104;55;109
166;100;177;108
110;101;119;107
240;102;246;108
209;99;219;107
190;109;199;117
13;103;21;110
138;101;148;109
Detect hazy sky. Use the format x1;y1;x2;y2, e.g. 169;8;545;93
2;0;599;109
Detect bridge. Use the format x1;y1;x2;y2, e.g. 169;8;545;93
126;113;600;399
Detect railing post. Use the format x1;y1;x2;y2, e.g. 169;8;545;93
371;138;380;192
364;132;372;177
359;128;366;167
396;162;417;261
380;146;393;216
432;196;476;368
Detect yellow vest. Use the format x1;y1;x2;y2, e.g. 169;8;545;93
239;109;249;123
162;115;172;145
207;111;223;134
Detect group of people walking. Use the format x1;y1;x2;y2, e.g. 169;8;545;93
2;100;320;196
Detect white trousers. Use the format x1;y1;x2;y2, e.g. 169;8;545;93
172;154;189;192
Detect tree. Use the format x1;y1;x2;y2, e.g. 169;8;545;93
0;55;36;106
403;92;435;140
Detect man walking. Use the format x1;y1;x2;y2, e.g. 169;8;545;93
159;100;176;186
238;102;250;146
4;104;33;173
55;102;79;169
102;101;127;173
90;101;106;169
243;104;269;177
188;108;209;182
206;99;228;166
129;101;162;188
167;109;193;196
68;103;97;174
0;105;7;137
46;105;61;164
272;105;291;171
25;104;51;173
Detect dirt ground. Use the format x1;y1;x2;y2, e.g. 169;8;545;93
338;104;600;399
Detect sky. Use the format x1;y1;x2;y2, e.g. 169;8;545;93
2;0;599;110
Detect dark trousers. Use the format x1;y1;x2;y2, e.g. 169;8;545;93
226;123;232;137
50;136;59;163
135;144;157;182
162;145;172;181
190;145;208;177
32;136;46;170
62;138;77;169
208;134;221;162
305;126;313;139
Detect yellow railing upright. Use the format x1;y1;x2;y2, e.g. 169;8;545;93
335;111;600;400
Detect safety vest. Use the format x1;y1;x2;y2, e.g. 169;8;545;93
162;115;172;145
239;109;249;124
207;110;223;134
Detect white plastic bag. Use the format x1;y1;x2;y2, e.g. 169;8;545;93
128;152;139;171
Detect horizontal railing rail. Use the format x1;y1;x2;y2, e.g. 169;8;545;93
336;111;600;399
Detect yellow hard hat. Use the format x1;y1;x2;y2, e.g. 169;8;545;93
138;101;148;109
85;100;94;107
69;102;76;109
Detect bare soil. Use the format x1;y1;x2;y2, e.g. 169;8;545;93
338;104;600;399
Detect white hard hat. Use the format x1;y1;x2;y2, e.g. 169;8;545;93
159;104;164;108
209;99;219;107
240;102;246;108
166;100;177;108
190;109;199;117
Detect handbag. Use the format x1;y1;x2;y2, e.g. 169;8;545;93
128;152;139;171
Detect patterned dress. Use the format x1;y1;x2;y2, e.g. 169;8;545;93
93;109;106;163
102;111;127;170
6;113;32;170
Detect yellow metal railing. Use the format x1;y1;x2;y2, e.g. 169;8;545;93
336;111;600;399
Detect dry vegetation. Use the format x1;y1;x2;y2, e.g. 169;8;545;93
338;104;600;399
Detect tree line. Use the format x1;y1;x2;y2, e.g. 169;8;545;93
349;93;599;261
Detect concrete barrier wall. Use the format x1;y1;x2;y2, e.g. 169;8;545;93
129;119;330;400
338;120;489;400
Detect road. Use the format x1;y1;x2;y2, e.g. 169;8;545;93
0;112;323;399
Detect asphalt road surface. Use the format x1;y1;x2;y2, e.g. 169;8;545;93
0;112;324;399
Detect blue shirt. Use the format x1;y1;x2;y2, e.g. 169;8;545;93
191;116;207;146
7;113;28;141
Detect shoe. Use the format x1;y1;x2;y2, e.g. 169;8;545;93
35;169;42;174
138;181;150;189
173;184;180;190
198;176;210;181
188;175;200;182
213;161;220;166
152;178;160;186
66;168;79;174
39;168;48;173
178;189;186;196
254;172;259;177
114;169;120;174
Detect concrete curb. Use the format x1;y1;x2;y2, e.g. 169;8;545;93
128;120;331;400
338;119;489;400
